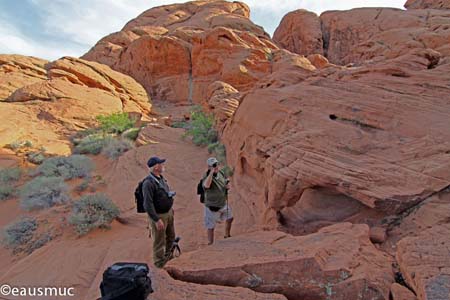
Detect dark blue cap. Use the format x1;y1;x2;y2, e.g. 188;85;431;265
147;156;166;168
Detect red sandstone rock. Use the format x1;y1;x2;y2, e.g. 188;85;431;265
273;9;323;57
83;0;277;104
405;0;450;9
206;81;240;130
167;223;394;300
307;54;330;69
274;7;450;66
0;55;151;154
391;283;418;300
370;227;387;244
223;49;450;227
396;224;450;300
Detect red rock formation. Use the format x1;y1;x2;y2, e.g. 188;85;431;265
0;55;47;101
273;10;323;57
0;55;151;154
274;7;450;66
223;48;450;227
405;0;450;9
82;0;277;104
167;223;394;300
396;224;450;300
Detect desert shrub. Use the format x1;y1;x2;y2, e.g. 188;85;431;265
27;233;52;254
0;167;22;183
20;176;69;211
1;217;37;250
121;127;141;141
35;155;93;180
69;193;120;236
6;140;33;150
171;121;189;129
0;185;14;201
101;139;134;159
184;106;218;146
75;177;91;193
26;151;46;165
73;134;112;155
96;112;135;134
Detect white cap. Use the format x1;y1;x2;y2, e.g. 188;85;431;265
207;157;219;167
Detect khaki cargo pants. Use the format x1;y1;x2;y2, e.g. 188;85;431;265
149;209;175;268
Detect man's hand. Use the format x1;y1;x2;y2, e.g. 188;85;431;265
155;219;165;231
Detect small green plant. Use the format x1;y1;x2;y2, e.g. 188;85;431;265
101;139;134;159
69;193;120;236
1;217;37;250
121;127;141;141
0;167;22;183
96;112;135;134
6;140;33;150
73;134;112;155
20;176;70;211
26;151;46;165
35;155;93;180
184;106;218;146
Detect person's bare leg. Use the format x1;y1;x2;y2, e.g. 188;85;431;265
207;228;214;245
225;217;233;238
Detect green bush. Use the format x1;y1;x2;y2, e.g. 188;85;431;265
0;184;14;201
20;176;70;211
36;155;93;180
69;193;120;236
26;151;46;165
184;106;218;146
121;127;141;141
6;140;33;150
101;139;134;159
0;167;22;183
96;112;135;134
73;134;111;155
1;217;37;250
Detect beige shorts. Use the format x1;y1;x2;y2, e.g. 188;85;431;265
204;204;233;229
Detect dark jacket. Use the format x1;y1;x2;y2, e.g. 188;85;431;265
142;173;173;222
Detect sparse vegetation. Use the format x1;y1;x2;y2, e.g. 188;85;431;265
1;217;37;251
69;193;120;236
73;134;112;155
0;185;14;201
26;151;47;165
0;167;22;183
6;140;33;150
101;138;134;159
75;177;91;193
35;155;93;180
171;121;189;129
121;127;142;141
20;176;70;211
1;217;53;254
183;106;218;146
96;112;136;134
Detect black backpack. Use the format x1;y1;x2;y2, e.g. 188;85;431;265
197;179;205;203
100;262;153;300
134;177;149;213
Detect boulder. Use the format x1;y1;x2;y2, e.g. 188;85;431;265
396;224;450;300
391;283;418;300
167;223;394;300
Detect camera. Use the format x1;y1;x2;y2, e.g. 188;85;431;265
212;162;218;168
168;191;176;198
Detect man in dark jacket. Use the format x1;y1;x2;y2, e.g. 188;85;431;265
142;156;175;268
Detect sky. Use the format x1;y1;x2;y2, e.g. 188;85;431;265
0;0;406;61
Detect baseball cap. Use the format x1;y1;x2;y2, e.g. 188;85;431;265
207;157;219;167
147;156;166;168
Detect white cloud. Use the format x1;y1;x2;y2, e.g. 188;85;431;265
1;0;407;60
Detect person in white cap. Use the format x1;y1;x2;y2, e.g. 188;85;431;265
202;157;233;245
